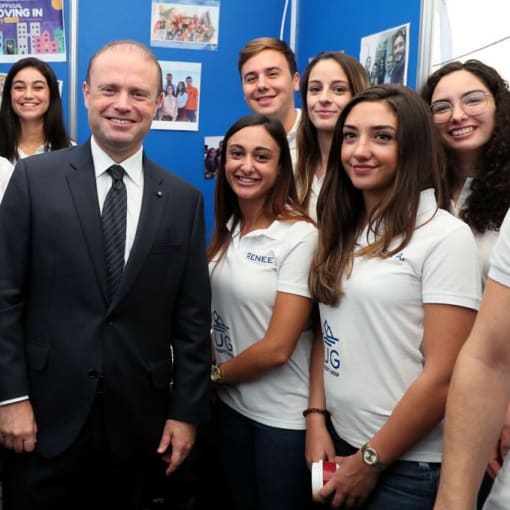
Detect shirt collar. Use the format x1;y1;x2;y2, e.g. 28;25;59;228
287;108;302;142
91;136;144;186
228;216;282;240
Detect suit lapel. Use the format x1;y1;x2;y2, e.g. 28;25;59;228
66;141;109;304
108;157;166;311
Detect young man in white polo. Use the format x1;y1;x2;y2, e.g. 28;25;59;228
238;37;301;167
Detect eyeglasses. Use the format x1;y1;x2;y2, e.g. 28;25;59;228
430;90;491;124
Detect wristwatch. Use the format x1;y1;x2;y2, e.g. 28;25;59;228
210;364;223;383
361;443;386;470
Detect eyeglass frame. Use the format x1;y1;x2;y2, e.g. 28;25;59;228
430;90;492;124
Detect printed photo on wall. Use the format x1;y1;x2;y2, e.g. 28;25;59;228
152;60;201;132
0;0;67;63
359;23;409;86
150;0;220;51
0;72;6;106
203;135;223;180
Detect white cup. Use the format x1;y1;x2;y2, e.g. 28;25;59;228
311;460;339;494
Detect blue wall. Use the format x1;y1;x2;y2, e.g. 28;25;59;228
296;0;421;90
0;0;423;242
76;0;292;243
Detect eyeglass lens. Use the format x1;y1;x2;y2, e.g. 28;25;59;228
431;91;488;122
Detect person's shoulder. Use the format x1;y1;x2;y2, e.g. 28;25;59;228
415;208;476;252
22;144;79;167
276;217;318;237
0;156;13;173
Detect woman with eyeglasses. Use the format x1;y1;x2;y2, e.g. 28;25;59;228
421;60;510;284
422;59;510;508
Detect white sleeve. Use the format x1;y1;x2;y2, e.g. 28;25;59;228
422;222;482;310
489;208;510;288
277;222;318;298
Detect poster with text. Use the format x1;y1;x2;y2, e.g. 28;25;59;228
359;23;409;86
0;0;66;63
152;60;202;132
150;0;220;51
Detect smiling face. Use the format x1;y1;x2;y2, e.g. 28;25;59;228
307;58;353;133
393;33;406;65
241;49;299;128
224;124;280;210
430;69;495;158
10;66;50;123
341;100;399;210
83;44;162;162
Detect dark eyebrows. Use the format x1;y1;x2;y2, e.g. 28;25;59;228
343;123;396;131
13;79;47;86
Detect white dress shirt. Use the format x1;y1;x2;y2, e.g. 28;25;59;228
91;136;144;265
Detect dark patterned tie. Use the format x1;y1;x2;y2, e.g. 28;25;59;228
102;164;127;300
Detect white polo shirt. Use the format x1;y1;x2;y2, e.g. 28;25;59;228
319;189;482;462
210;218;318;429
0;157;14;204
488;207;510;287
482;208;510;510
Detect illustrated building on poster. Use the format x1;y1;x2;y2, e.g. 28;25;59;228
9;22;62;55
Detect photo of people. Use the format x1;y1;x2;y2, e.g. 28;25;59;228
150;0;220;51
0;72;6;107
152;60;201;131
359;23;409;85
203;135;223;180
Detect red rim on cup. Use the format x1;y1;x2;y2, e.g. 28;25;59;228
311;460;338;494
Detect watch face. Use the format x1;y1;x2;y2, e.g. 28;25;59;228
211;365;221;382
363;447;379;465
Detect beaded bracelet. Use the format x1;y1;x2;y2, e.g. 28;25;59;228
302;408;330;417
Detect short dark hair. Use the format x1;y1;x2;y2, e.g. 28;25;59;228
238;37;297;76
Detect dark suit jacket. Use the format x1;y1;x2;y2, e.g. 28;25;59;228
0;140;211;459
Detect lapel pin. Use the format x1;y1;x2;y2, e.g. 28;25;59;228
156;191;163;197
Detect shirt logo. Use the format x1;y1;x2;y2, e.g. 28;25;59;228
323;320;341;375
394;252;406;262
212;311;233;355
245;252;275;265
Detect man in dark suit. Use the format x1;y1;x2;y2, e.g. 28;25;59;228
0;40;211;509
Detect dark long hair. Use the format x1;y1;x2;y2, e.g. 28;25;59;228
0;57;72;162
421;59;510;232
310;85;447;305
295;51;370;210
208;113;311;263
